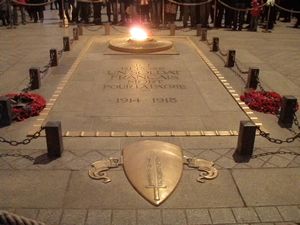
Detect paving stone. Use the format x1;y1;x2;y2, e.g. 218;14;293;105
215;156;237;168
186;209;212;225
244;158;265;168
86;209;112;225
275;222;299;225
66;158;90;170
60;209;87;225
81;151;104;164
232;207;260;223
162;209;187;225
198;150;222;162
255;207;283;222
15;208;39;220
209;208;236;224
267;156;291;167
262;162;277;168
137;209;162;225
232;168;300;206
0;170;71;208
277;206;300;222
112;210;136;225
287;161;300;168
37;209;63;225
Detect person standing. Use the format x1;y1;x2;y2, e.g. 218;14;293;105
30;0;45;22
183;0;196;27
196;0;211;28
12;0;27;25
293;0;300;28
232;0;247;30
150;0;161;27
139;0;150;23
248;0;261;31
93;0;104;24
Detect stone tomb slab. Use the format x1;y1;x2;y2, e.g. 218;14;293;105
44;37;248;133
64;169;243;209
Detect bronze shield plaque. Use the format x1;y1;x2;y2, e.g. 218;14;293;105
122;140;183;206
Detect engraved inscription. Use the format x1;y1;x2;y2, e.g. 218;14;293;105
145;154;167;201
116;97;177;104
104;64;187;90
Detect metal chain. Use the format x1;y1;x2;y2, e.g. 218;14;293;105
11;0;55;6
256;76;266;92
251;150;300;159
83;25;103;31
111;25;127;33
257;127;300;144
0;153;35;161
274;3;300;14
230;67;247;84
206;40;213;46
294;113;300;130
167;0;213;6
219;48;228;56
235;59;248;74
0;127;44;146
21;79;33;93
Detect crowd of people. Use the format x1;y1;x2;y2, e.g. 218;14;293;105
0;0;299;29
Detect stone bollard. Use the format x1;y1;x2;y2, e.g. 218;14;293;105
0;97;12;126
73;27;79;40
211;37;219;52
104;23;110;35
246;67;260;90
225;49;235;67
278;96;298;128
196;24;202;36
29;67;41;90
50;49;58;67
170;23;176;36
200;28;207;41
63;36;70;51
78;24;83;35
45;121;64;158
233;121;257;162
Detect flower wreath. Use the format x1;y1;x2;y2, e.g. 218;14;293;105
4;93;46;121
240;91;283;115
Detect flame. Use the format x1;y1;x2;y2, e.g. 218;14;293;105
129;27;148;41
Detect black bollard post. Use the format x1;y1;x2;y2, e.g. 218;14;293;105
104;23;110;35
246;67;259;90
233;121;257;162
63;36;70;51
196;24;202;36
211;37;219;52
0;97;12;126
29;67;41;90
200;28;207;41
170;23;176;36
73;27;79;40
78;24;83;35
225;49;235;67
45;121;64;158
278;96;298;128
50;49;58;67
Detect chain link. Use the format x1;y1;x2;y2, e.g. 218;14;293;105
256;76;266;92
251;150;300;159
206;40;213;46
0;153;35;161
235;59;248;74
0;127;45;146
219;48;228;57
257;127;300;144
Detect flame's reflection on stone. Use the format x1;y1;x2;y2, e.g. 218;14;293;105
129;27;148;41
